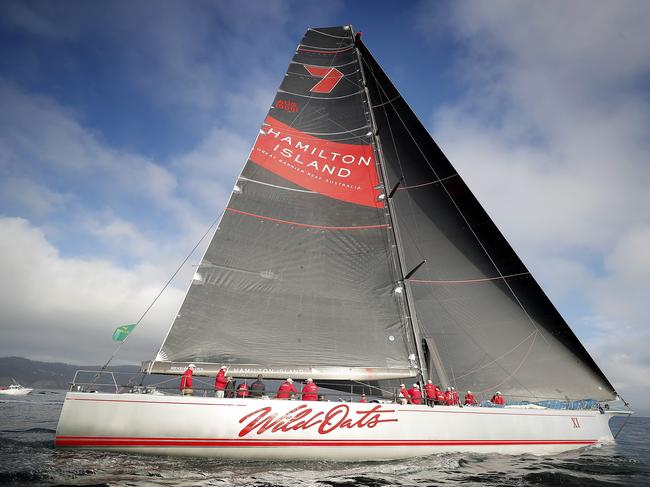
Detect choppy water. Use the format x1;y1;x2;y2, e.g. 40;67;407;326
1;391;648;486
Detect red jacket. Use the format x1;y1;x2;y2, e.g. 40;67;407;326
451;390;460;405
464;393;477;405
491;395;505;405
435;388;446;402
424;383;436;399
408;388;423;405
180;369;193;390
360;396;367;403
444;390;454;405
236;383;249;398
302;382;318;401
215;369;228;391
399;387;410;402
277;381;297;399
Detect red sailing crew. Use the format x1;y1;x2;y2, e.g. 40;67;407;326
179;363;195;396
491;391;505;406
464;390;477;406
398;384;410;405
214;365;228;398
236;382;249;398
301;378;318;401
407;384;423;405
276;378;297;399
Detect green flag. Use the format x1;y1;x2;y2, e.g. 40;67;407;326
112;324;137;342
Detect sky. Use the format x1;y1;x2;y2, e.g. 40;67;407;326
0;1;648;412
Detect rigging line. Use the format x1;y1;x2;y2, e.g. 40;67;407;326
477;331;539;397
238;176;315;194
349;379;397;397
356;39;427;379
366;56;427;263
226;207;389;231
361;53;548;346
308;28;351;39
373;94;403;108
93;209;225;383
399;174;459;190
451;330;538;381
410;271;531;285
277;88;365;100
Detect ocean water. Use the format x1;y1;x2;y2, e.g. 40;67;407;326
1;391;648;486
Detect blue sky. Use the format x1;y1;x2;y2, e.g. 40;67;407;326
1;1;649;411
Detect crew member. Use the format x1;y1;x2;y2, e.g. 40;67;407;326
236;381;249;398
250;374;266;398
444;387;453;405
491;391;505;406
214;365;228;398
424;380;436;407
180;363;195;396
360;393;367;403
451;387;460;406
276;378;297;399
398;384;410;405
302;378;318;401
435;385;446;405
464;390;477;406
408;384;423;405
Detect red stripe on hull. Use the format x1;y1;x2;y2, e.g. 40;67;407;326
55;436;597;448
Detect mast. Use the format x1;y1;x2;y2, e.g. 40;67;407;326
353;31;430;385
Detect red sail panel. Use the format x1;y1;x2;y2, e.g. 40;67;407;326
251;116;382;208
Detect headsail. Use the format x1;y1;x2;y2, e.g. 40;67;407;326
150;26;417;381
358;40;616;402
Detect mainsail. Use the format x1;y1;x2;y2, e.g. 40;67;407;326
148;25;617;401
149;26;416;380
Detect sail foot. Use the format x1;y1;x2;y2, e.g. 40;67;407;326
142;361;417;380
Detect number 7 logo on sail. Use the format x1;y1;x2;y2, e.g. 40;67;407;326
305;66;344;93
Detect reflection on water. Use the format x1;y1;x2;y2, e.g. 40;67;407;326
1;392;648;486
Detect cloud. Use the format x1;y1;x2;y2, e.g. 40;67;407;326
417;0;650;410
0;217;184;364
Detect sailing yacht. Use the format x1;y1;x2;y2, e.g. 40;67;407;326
55;25;629;460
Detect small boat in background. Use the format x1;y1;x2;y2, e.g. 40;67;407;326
0;379;33;396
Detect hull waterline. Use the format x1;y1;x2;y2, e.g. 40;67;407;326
55;392;616;461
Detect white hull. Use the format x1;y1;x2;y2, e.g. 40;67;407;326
55;392;617;460
0;386;33;396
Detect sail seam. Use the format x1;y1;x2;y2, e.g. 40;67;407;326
261;122;370;136
409;272;531;285
277;88;364;100
297;45;355;54
307;28;351;39
238;176;316;193
226;208;389;231
290;59;358;68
